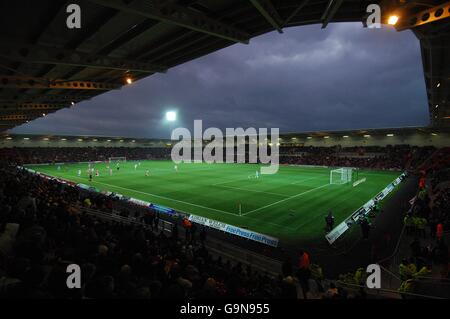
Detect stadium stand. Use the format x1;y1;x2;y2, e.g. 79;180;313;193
0;143;447;299
388;147;450;298
280;145;436;170
0;163;302;299
0;147;171;164
0;144;436;169
0;0;449;304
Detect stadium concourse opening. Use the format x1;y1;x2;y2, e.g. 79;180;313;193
0;0;449;305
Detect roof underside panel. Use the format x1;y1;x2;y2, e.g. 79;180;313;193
0;0;449;130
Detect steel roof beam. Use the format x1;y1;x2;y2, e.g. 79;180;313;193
0;76;122;90
395;1;450;31
249;0;283;33
282;0;311;27
321;0;344;29
0;110;58;117
0;115;35;121
87;0;250;44
0;103;67;112
0;94;94;103
0;43;167;73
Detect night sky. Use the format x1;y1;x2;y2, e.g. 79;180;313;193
12;23;429;139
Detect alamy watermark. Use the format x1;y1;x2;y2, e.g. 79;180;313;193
170;120;279;175
66;264;81;289
65;3;384;30
64;263;382;289
366;4;382;29
366;264;381;289
66;4;81;29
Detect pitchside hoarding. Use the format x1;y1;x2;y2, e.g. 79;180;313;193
189;214;279;247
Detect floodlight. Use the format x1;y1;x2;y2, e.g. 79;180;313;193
388;15;399;25
166;111;177;122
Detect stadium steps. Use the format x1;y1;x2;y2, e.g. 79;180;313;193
76;205;283;277
379;226;450;298
417;147;450;172
205;236;282;276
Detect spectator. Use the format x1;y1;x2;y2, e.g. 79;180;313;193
296;250;311;298
325;211;335;232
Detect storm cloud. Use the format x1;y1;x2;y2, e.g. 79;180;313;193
12;23;429;138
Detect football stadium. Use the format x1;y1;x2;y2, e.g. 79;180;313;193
0;0;449;305
24;160;401;244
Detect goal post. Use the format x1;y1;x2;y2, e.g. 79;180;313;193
108;157;127;163
330;167;353;185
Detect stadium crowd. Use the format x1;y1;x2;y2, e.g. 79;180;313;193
0;147;171;165
0;164;295;298
0;161;383;299
280;145;435;170
398;148;450;294
0;145;447;299
0;163;369;299
0;145;435;171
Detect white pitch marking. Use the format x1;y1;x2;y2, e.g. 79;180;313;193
215;184;289;198
75;177;238;217
242;183;331;216
290;175;323;185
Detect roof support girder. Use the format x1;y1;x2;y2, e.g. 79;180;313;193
321;0;344;29
395;1;450;31
0;94;93;103
249;0;283;33
0;76;121;90
0;114;35;121
0;103;67;114
282;0;311;27
87;0;250;44
0;42;167;73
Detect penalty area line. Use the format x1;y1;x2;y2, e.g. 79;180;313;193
242;183;331;216
88;180;295;230
214;184;289;198
47;175;298;231
73;177;239;217
290;175;323;185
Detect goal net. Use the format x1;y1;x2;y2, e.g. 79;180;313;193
109;157;127;163
330;167;353;185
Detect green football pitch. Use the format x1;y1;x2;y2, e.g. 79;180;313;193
25;160;401;243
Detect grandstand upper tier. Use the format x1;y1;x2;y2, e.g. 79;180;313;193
2;126;449;149
0;0;449;131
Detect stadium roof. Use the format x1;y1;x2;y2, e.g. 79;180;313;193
0;0;449;131
2;125;449;143
281;125;450;139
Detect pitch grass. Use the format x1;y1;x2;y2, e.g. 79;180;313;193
25;161;401;243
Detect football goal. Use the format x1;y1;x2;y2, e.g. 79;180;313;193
330;167;353;185
108;157;127;163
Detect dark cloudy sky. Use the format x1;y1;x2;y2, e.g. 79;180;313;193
12;23;429;139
